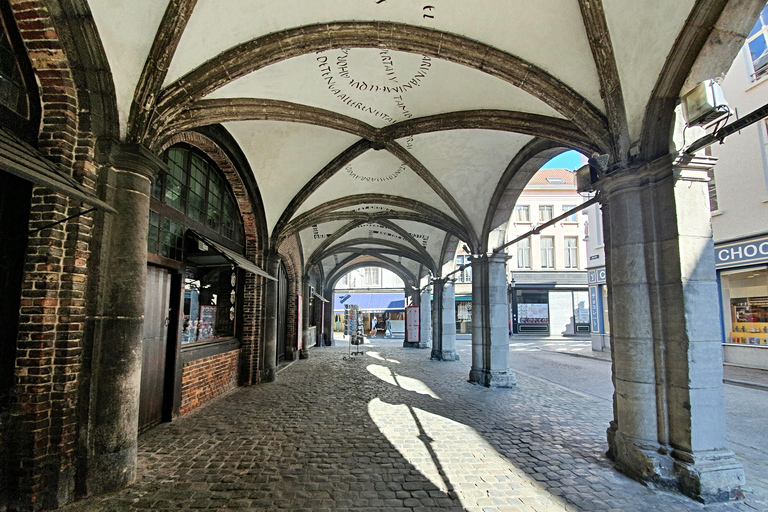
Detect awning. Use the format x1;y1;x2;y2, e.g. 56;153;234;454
334;293;405;312
0;128;116;213
188;230;276;281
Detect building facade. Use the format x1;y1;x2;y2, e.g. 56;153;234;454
506;169;591;336
709;5;768;370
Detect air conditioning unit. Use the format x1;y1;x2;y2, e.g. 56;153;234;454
681;79;728;127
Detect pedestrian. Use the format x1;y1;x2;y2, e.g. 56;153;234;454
385;318;392;338
370;316;377;337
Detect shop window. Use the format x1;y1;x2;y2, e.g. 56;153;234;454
747;4;768;81
516;289;549;333
539;205;553;222
540;236;554;268
514;205;530;222
183;267;237;345
516;238;531;269
455;255;472;282
730;297;768;345
564;237;578;268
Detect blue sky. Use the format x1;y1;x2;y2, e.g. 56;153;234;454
540;150;585;171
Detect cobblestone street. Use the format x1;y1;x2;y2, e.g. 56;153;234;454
62;339;766;512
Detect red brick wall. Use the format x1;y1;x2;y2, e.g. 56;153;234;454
278;235;303;356
179;350;240;416
7;1;99;507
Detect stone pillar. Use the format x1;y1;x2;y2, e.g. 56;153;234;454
600;154;743;502
432;281;458;360
419;287;431;349
82;143;164;494
300;277;311;359
430;279;444;359
262;252;280;382
469;253;515;387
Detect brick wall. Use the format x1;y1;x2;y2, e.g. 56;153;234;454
180;350;240;416
6;1;98;508
279;235;303;356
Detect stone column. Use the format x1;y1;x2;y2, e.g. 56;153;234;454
82;143;164;494
432;280;458;360
430;279;444;359
469;253;515;387
262;252;280;382
300;277;311;359
419;287;432;349
600;154;743;502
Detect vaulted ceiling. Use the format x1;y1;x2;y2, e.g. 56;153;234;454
85;0;757;285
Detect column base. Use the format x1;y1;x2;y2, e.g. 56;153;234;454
431;349;459;361
403;341;420;348
468;369;515;387
608;429;744;503
673;449;745;503
87;444;137;496
299;348;310;359
418;340;431;349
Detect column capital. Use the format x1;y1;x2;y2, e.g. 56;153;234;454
469;252;507;265
95;140;167;179
596;152;717;197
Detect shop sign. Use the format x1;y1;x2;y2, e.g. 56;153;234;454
406;306;419;342
589;285;601;333
588;267;606;284
715;235;768;269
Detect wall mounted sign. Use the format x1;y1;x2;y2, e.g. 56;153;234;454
588;267;606;284
715;235;768;269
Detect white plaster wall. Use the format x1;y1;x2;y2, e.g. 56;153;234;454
710;50;768;243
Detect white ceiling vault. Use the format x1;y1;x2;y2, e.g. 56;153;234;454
87;0;759;285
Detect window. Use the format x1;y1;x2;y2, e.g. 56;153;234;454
747;4;768;81
564;237;578;268
539;205;553;222
0;22;28;118
546;177;564;183
541;236;554;268
514;205;530;222
364;267;380;286
516;238;531;269
456;255;472;282
562;205;577;222
183;268;238;345
149;145;244;254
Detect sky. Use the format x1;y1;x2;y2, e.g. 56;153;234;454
540;150;586;171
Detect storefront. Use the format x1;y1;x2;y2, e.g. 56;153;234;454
455;296;472;333
588;267;610;351
333;292;406;335
715;235;768;370
510;286;590;336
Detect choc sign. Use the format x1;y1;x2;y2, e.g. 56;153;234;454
715;235;768;269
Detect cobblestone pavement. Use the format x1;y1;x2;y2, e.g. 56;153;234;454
61;338;766;512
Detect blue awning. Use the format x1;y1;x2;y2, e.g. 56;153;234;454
334;293;405;312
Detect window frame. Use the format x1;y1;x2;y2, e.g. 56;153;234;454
516;238;531;269
540;236;555;269
746;4;768;82
539;205;554;222
514;205;530;223
564;236;579;269
562;205;578;223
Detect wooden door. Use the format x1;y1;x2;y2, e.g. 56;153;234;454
139;266;172;432
276;262;288;364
